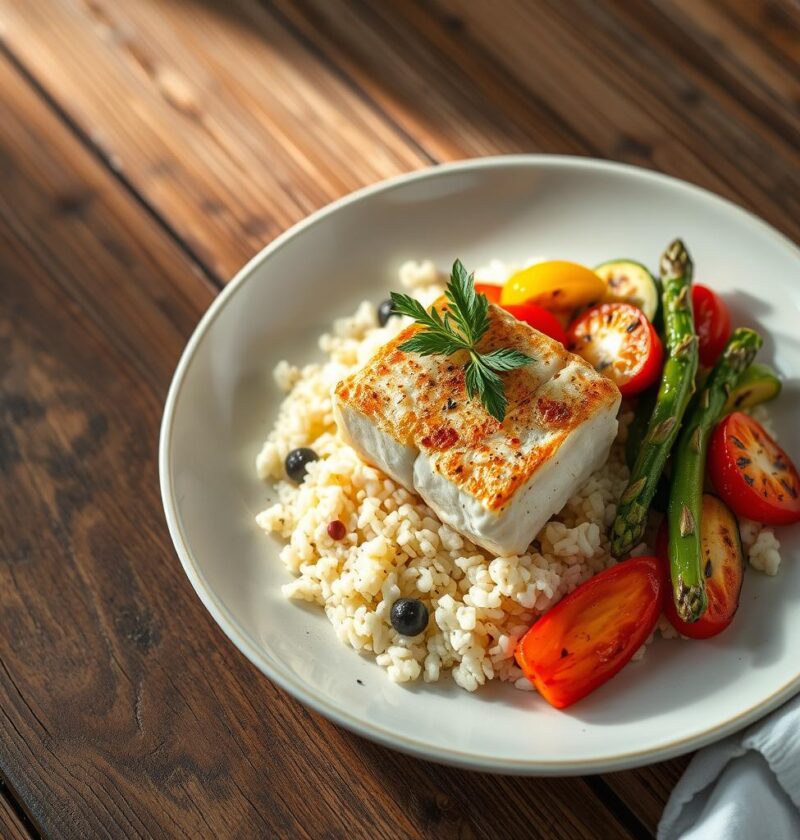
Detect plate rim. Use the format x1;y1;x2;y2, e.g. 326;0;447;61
159;154;800;775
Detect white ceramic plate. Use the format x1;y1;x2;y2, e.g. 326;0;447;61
160;156;800;775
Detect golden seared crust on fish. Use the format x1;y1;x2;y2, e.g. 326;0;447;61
334;301;620;513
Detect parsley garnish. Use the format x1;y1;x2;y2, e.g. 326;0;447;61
390;260;532;422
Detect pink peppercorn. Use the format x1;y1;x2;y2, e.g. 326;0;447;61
327;520;346;541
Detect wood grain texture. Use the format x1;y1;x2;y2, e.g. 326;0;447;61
272;0;585;158
427;0;800;242
0;51;642;840
0;0;797;836
601;762;688;832
0;0;426;279
3;0;797;283
716;0;800;71
0;786;32;840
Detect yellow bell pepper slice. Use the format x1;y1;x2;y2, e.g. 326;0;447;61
500;260;607;311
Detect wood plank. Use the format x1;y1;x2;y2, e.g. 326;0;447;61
4;0;797;272
425;0;800;242
271;0;585;158
715;0;800;74
0;786;31;840
0;54;641;840
600;759;688;834
0;0;426;279
609;0;800;157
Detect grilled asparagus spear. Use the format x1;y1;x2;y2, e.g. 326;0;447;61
611;239;698;556
668;328;763;621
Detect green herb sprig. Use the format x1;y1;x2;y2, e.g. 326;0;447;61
390;260;532;421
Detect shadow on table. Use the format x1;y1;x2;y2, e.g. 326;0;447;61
333;719;651;837
168;0;637;165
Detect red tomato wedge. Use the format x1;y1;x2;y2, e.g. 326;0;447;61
655;495;745;640
567;302;663;396
501;302;568;344
515;557;662;709
709;412;800;525
693;284;732;367
474;282;502;304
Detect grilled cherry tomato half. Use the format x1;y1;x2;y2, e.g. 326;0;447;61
474;282;502;304
501;302;568;344
693;284;732;367
709;412;800;525
501;260;606;311
655;495;745;639
515;557;662;709
567;302;663;396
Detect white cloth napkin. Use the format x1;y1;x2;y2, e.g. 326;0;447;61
658;694;800;839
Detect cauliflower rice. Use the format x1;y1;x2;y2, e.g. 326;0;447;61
255;260;782;691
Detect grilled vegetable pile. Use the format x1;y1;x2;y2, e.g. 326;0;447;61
606;239;799;633
608;238;798;631
508;238;800;709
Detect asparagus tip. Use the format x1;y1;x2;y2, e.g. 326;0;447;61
675;579;707;623
660;238;692;280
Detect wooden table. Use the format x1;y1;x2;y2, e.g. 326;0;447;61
1;1;797;836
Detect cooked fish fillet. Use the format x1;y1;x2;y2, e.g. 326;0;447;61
333;301;621;555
